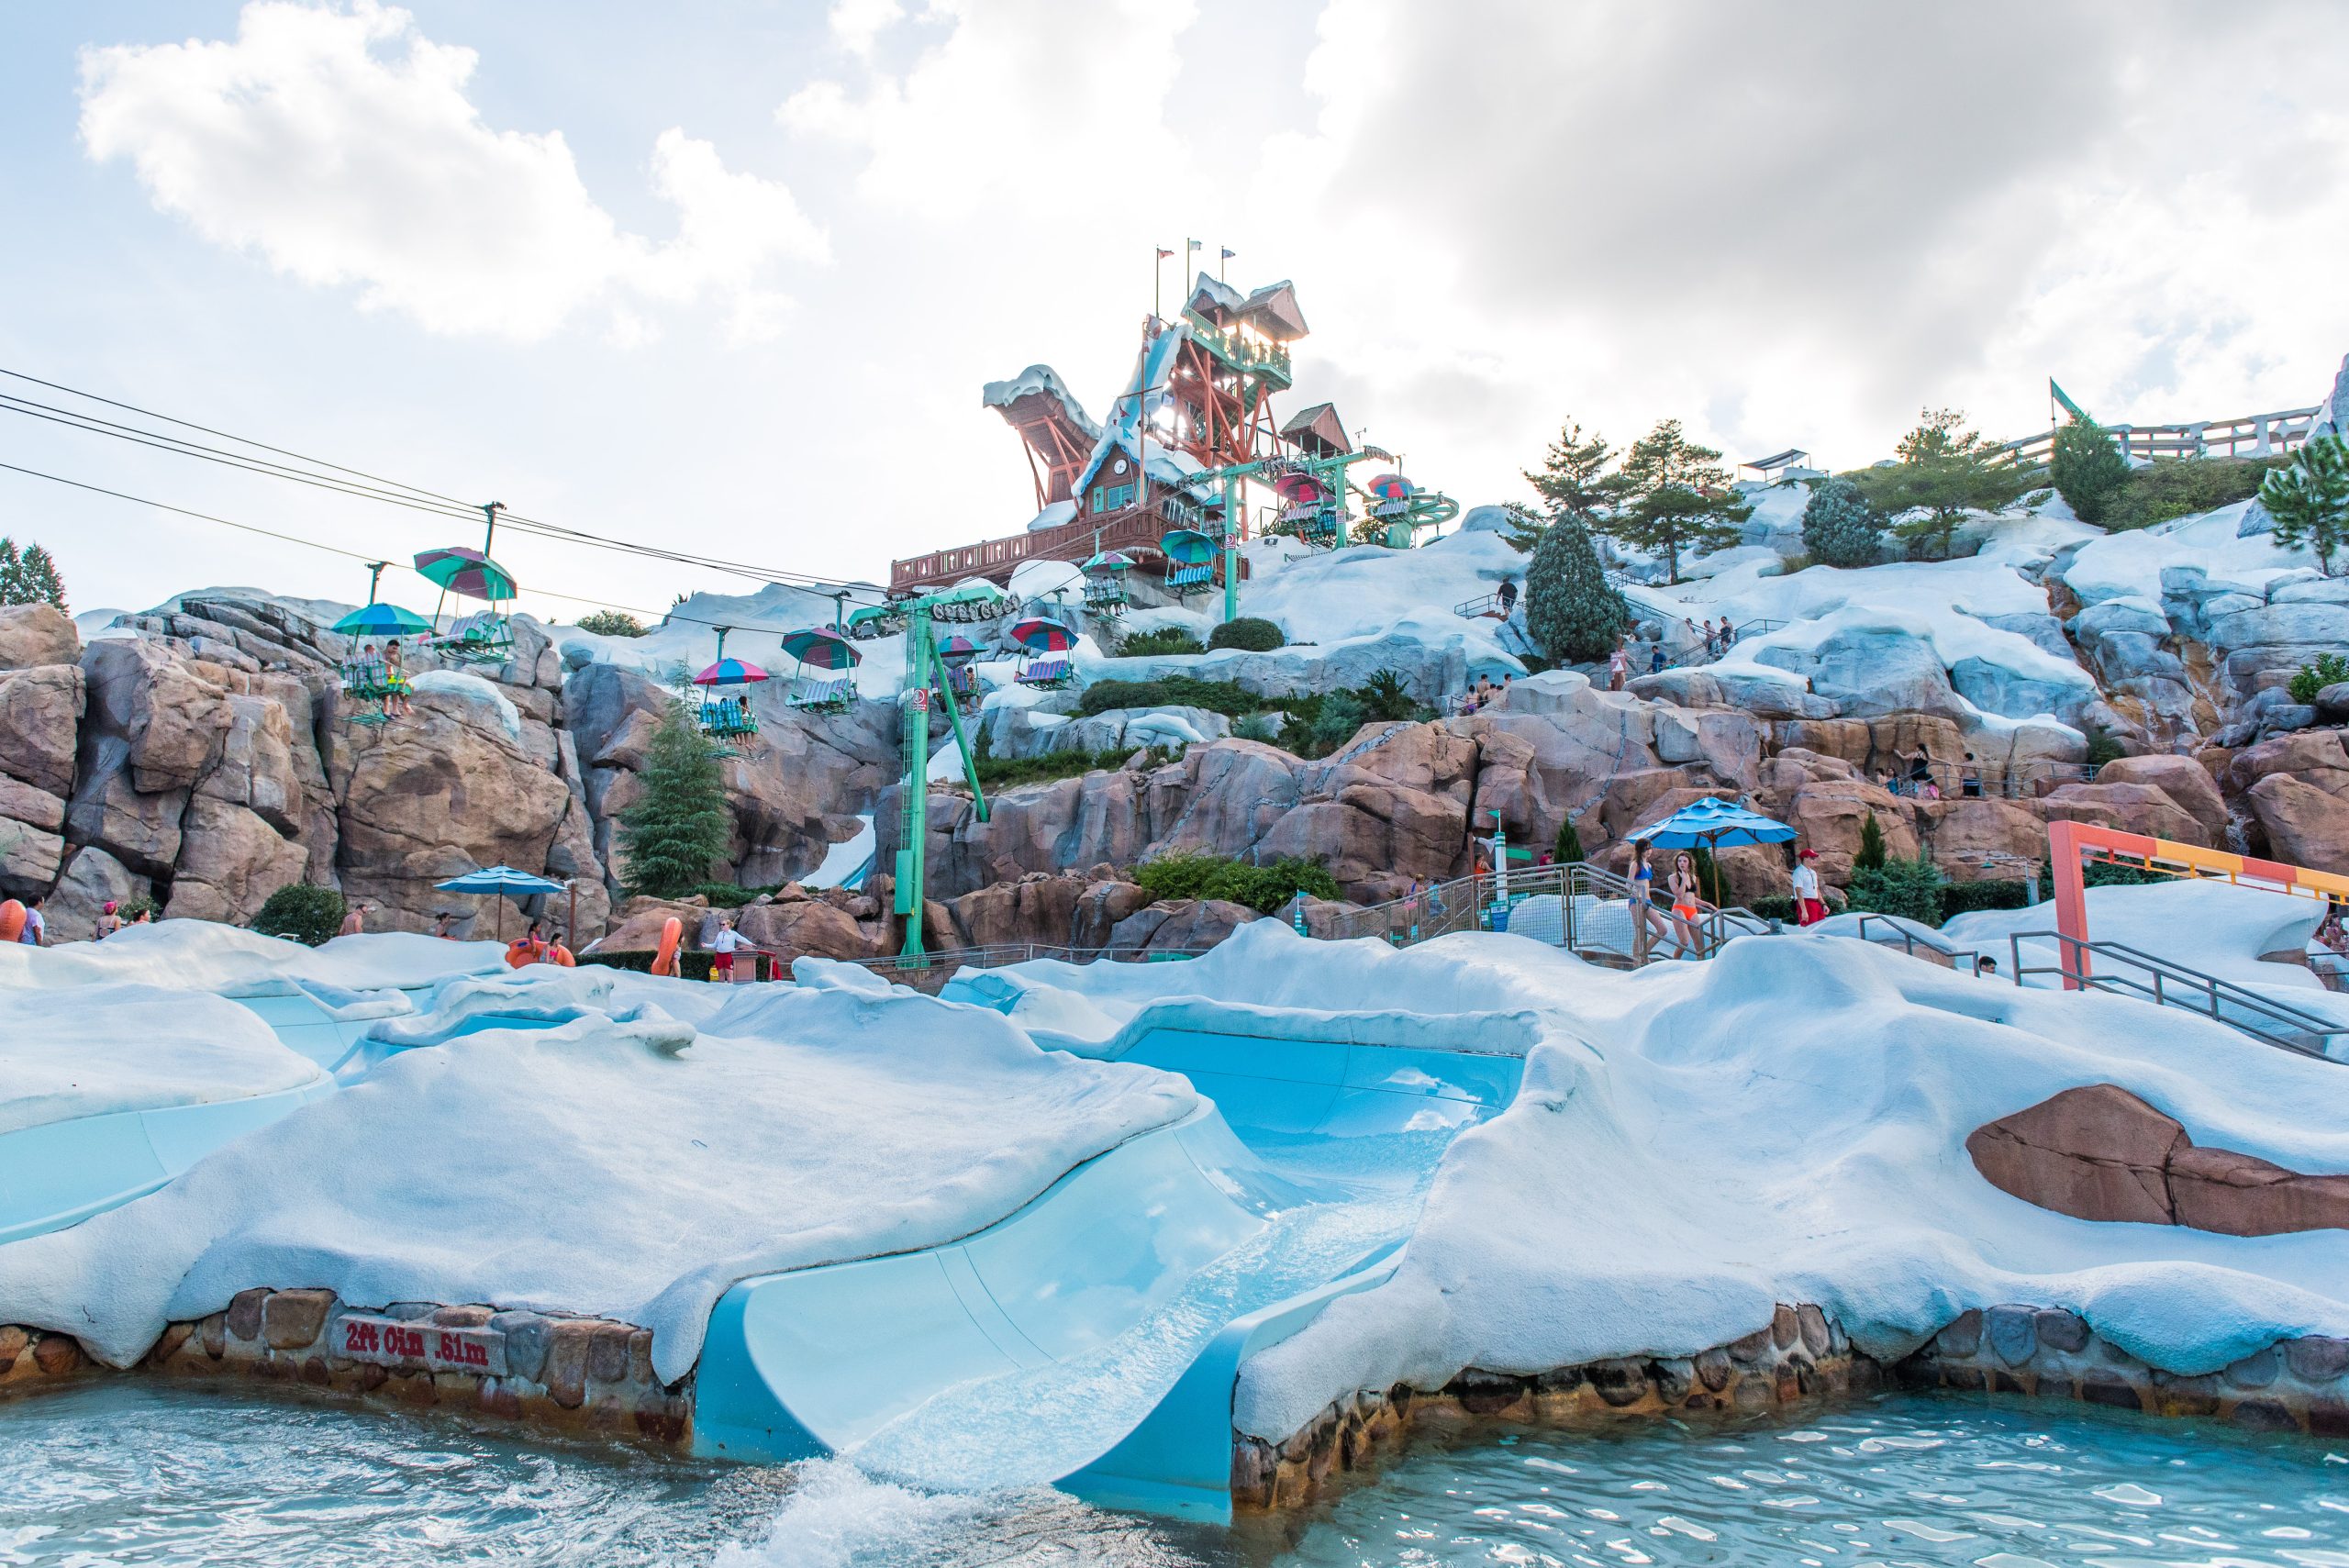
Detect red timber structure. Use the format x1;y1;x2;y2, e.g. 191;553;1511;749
889;275;1314;595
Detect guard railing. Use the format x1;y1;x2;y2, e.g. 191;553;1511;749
2007;929;2349;1061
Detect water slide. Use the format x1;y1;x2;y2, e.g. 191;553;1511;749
693;1001;1531;1521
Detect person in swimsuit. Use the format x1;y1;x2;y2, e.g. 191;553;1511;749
383;639;413;717
1668;851;1709;958
95;900;123;940
1626;840;1680;964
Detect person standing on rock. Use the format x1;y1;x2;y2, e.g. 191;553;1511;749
1626;840;1680;965
383;639;413;718
1666;851;1709;959
1792;849;1828;928
1608;637;1630;692
1497;577;1518;616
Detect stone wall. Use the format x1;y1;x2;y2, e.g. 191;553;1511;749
1901;1306;2349;1436
0;1289;690;1448
1232;1302;1870;1513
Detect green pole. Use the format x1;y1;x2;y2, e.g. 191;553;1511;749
1220;472;1241;625
897;606;932;960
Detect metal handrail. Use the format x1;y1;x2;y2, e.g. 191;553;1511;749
2007;928;2349;1061
1855;913;1981;969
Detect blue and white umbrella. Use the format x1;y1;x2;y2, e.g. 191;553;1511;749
1631;797;1797;906
434;865;570;939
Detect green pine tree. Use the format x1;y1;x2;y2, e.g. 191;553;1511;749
0;539;67;611
1855;812;1887;873
1517;419;1631;553
1497;500;1548;553
1605;419;1753;583
2050;416;2130;526
617;707;732;898
1524;515;1630;663
1850;408;2021;561
1798;477;1886;568
1553;816;1584;864
2261;433;2349;577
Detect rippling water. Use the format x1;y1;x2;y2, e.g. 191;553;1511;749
4;1384;2343;1566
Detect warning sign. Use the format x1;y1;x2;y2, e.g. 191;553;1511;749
333;1314;507;1376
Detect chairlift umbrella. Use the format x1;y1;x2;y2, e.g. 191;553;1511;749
778;628;862;672
1160;528;1216;564
1008;617;1076;654
1275;473;1326;505
332;603;433;638
1082;550;1134;573
1630;796;1798;909
1366;473;1415;502
434;864;569;940
693;656;773;686
933;633;981;665
413;548;517;603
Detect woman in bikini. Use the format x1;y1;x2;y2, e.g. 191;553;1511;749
1626;840;1680;964
1667;851;1709;959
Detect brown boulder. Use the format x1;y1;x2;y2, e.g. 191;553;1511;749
0;603;79;672
1772;778;1917;884
81;638;229;793
0;807;64;898
591;896;711;953
734;897;875;963
44;848;146;942
2168;1146;2349;1237
66;771;187;879
1109;897;1259;952
2041;782;2211;848
0;663;84;796
1921;798;2050;882
2092;753;2229;842
164;798;308;925
195;692;306;834
2245;774;2349;875
1966;1084;2184;1225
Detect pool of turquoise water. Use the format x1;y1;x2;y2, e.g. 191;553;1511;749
3;1383;2342;1565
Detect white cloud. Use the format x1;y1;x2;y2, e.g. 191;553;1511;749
78;0;826;342
828;0;907;56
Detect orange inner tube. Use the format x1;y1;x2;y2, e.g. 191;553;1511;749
651;916;684;977
0;900;21;943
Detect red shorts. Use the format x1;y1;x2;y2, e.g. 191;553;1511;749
1798;898;1827;926
711;952;734;973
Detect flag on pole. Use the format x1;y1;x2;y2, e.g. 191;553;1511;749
1154;247;1173;260
1219;247;1235;260
2050;379;2089;423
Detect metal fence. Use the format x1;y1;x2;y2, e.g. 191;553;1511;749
840;941;1214;994
2007;929;2349;1061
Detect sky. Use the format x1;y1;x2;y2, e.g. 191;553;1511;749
2;0;2346;626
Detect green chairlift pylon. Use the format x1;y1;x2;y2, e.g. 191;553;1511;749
892;584;996;962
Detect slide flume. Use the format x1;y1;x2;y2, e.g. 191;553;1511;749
692;1005;1530;1520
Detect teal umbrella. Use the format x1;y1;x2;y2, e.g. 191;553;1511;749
332;603;433;638
1631;796;1798;908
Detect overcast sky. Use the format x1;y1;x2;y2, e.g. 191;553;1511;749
3;0;2345;623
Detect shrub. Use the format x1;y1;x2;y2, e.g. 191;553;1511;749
1938;878;2033;921
251;884;347;946
2083;726;2128;768
1524;515;1630;662
573;609;646;638
618;708;731;898
2049;417;2130;525
973;743;1177;790
1745;894;1798;923
2261;434;2349;574
1798;477;1886;568
1133;852;1342;914
1119;626;1205;657
1855;813;1887;873
695;882;758;908
1848;855;1945;924
2288;651;2349;706
1207;617;1285;652
2103;455;2287;533
1075;676;1263;718
1554;817;1584;864
1232;713;1280;743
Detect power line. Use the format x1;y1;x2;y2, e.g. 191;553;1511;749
0;364;892;600
0;459;865;640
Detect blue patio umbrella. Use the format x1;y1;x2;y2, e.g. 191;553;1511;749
332;603;433;638
1630;796;1797;907
434;865;570;940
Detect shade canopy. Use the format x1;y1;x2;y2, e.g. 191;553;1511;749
1275;472;1327;505
779;628;861;672
1366;473;1415;502
414;548;517;602
1630;796;1797;850
434;865;569;895
694;656;773;686
845;605;896;631
332;603;433;637
933;633;981;664
1082;550;1134;573
1160;528;1216;564
1008;616;1076;653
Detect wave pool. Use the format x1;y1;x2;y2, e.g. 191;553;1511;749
3;1384;2343;1565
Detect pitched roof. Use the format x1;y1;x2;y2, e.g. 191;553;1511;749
1236;280;1308;340
1742;447;1811;473
1279;402;1350;458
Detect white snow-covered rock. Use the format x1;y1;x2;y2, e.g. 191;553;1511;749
0;984;322;1135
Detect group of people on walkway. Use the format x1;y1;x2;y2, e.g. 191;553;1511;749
1871;746;1985;801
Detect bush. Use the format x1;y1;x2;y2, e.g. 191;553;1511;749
573;609;646;638
1745;894;1798;923
1119;626;1205;657
1075;676;1263;718
695;882;758;908
1232;713;1280;743
1798;477;1886;568
1938;878;2034;921
974;743;1178;790
1848;855;1944;924
1207;617;1285;652
251;884;347;946
1277;673;1434;759
2288;651;2349;706
1855;813;1887;873
2102;456;2286;533
1554;817;1584;864
1133;852;1342;914
2083;726;2128;768
2050;417;2130;526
